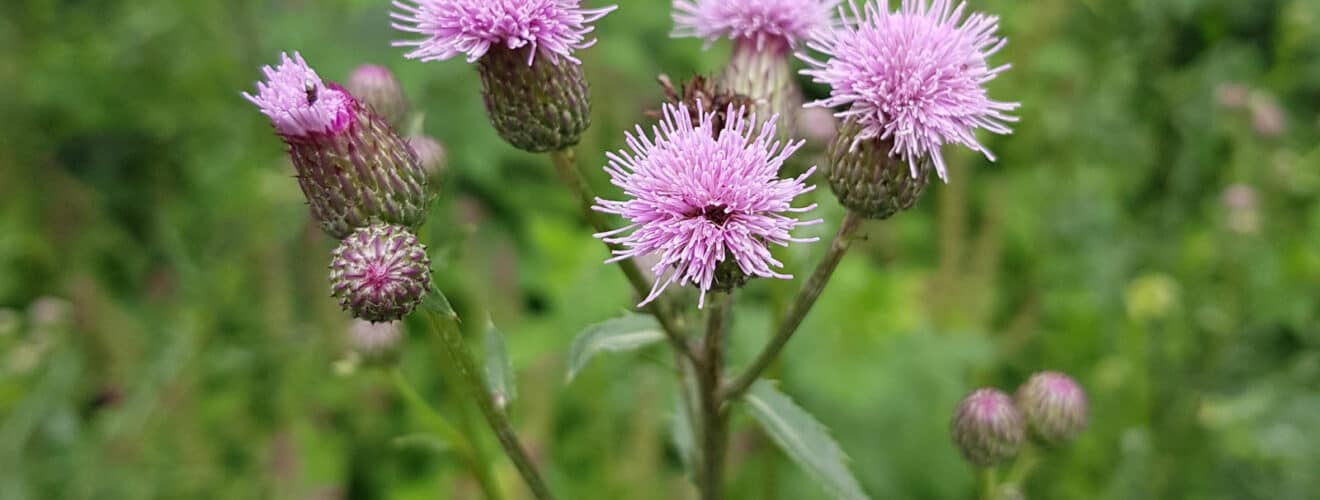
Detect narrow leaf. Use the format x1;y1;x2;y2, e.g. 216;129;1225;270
670;393;696;477
483;319;517;410
565;314;664;383
744;380;871;500
391;433;450;454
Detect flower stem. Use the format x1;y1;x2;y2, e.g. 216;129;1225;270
389;367;505;500
721;210;865;402
1003;444;1039;487
979;468;998;500
421;291;555;500
548;147;694;363
698;292;733;500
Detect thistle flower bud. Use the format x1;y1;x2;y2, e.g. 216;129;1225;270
651;75;755;138
329;224;432;322
408;135;447;178
348;319;404;364
826;118;931;219
476;47;591;152
346;64;409;129
721;38;800;136
952;388;1025;467
245;53;430;239
1016;371;1088;446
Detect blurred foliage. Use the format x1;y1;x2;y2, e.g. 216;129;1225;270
1;0;1319;499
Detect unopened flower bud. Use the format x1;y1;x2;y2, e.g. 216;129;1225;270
245;53;430;238
330;224;432;322
408;135;447;178
1249;92;1286;138
827;118;931;219
720;38;800;137
348;319;404;364
651;74;754;137
952;388;1025;467
346;64;409;129
476;47;591;152
1016;371;1088;446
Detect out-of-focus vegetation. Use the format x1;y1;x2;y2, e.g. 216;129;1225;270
2;0;1318;498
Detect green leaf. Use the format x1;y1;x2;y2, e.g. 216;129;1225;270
744;380;871;500
670;393;696;478
391;433;450;454
565;314;664;383
483;319;517;411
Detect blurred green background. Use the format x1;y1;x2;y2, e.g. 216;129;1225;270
2;0;1319;498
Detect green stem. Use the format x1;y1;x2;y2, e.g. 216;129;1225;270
721;210;865;401
1003;445;1040;487
979;468;998;500
421;291;556;500
389;368;505;500
548;147;694;363
698;292;733;500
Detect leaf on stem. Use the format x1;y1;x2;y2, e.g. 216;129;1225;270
744;380;871;500
670;392;697;478
483;318;517;411
565;314;664;383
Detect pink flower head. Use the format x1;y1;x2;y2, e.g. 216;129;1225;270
594;104;821;308
674;0;839;50
243;52;354;137
391;0;617;65
802;0;1019;181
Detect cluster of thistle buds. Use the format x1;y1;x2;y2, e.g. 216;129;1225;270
246;55;447;324
952;371;1089;468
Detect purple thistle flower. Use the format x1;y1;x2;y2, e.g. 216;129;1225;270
391;0;617;65
594;104;821;308
243;52;354;137
801;0;1019;181
674;0;839;50
244;52;429;238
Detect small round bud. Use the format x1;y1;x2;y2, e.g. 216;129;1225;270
408;135;447;178
347;319;404;364
346;64;409;129
329;224;432;322
1016;371;1088;446
28;296;72;331
476;46;591;153
1249;92;1286;138
952;388;1025;467
826;118;931;219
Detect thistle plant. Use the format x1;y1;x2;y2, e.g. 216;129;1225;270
247;52;550;500
952;373;1090;500
243;1;1026;499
